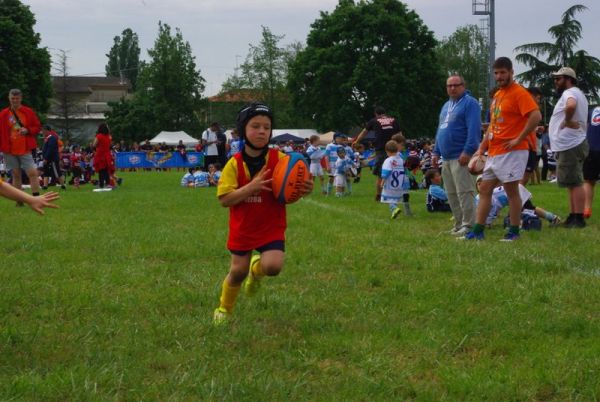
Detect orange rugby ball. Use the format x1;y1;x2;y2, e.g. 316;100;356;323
272;152;309;204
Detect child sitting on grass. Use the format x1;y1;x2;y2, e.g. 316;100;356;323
424;169;451;212
475;175;561;228
208;163;222;186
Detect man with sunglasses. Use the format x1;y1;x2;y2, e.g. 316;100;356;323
548;67;589;228
432;75;481;236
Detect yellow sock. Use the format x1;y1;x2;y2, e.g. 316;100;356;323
251;256;265;279
219;279;241;313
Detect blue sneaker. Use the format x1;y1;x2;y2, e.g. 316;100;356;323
459;231;484;241
500;232;520;242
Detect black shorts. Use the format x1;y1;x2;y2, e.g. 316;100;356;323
43;160;62;179
372;150;386;177
522;199;536;211
525;151;538;172
583;150;600;181
229;240;285;256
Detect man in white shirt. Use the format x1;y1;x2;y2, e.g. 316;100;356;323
202;122;221;169
548;67;589;228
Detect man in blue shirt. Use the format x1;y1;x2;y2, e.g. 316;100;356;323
583;105;600;219
432;75;481;236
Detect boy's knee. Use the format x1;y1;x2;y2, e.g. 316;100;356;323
229;266;249;284
261;260;283;276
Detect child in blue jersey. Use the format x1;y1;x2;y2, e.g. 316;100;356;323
424;169;451;212
193;166;210;187
208;163;222;186
325;133;344;195
181;167;194;187
306;135;326;194
334;147;351;197
381;140;411;218
227;128;244;159
389;135;413;215
475;176;561;227
342;137;357;195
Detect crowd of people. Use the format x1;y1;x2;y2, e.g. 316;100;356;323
2;57;599;325
0;88;121;195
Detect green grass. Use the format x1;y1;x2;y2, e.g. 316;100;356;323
1;170;600;401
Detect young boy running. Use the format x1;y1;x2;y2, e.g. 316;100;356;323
213;103;313;324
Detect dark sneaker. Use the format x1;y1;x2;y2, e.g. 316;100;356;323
458;231;484;241
500;232;520;242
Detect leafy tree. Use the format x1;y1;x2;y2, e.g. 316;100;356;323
218;26;310;128
0;0;52;112
288;0;445;136
105;28;141;90
107;22;205;142
515;4;600;102
436;24;489;106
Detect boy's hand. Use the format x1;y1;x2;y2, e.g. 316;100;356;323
248;166;273;194
29;192;60;215
300;177;314;196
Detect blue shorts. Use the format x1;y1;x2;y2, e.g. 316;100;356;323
229;240;285;256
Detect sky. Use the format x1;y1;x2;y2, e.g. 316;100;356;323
24;0;600;96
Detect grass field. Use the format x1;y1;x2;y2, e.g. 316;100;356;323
1;170;600;401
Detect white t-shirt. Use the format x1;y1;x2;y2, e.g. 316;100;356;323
202;129;219;156
548;87;588;152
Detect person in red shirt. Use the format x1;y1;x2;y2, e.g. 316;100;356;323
213;103;313;324
0;89;42;201
92;123;114;190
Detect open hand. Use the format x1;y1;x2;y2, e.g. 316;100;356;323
29;192;60;215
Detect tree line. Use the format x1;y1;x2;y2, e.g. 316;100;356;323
1;0;598;144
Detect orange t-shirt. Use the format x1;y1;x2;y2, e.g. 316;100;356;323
8;109;28;155
488;82;538;156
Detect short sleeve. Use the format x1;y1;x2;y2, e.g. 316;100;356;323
217;158;239;198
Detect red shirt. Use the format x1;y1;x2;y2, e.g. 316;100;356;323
227;149;286;251
0;105;41;155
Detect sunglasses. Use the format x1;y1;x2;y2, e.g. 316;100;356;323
553;76;564;82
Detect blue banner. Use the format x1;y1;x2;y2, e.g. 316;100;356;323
115;152;205;169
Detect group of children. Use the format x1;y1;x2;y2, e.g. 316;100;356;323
180;163;222;188
306;133;361;197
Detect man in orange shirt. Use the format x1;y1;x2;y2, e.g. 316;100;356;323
462;57;542;241
0;89;42;202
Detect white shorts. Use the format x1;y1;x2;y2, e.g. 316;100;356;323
328;164;337;177
310;162;323;177
334;174;346;187
482;150;528;183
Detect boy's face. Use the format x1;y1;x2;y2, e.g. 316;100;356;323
432;173;442;184
338;150;345;158
334;136;343;144
245;115;271;149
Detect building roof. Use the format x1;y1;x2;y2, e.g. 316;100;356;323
208;89;263;103
52;76;132;94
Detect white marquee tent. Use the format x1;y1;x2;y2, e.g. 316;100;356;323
149;131;199;146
